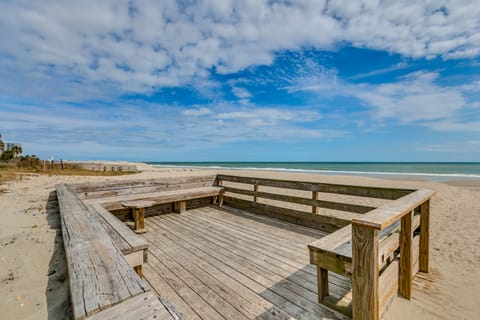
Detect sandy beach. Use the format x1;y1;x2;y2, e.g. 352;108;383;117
1;163;479;319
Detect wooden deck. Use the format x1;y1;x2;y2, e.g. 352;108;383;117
141;205;351;320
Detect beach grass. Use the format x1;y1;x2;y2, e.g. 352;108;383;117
0;164;134;183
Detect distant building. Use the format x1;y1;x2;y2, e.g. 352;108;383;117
5;143;22;152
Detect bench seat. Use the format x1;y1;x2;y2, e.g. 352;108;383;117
56;184;150;319
86;186;224;211
89;203;149;275
309;214;420;274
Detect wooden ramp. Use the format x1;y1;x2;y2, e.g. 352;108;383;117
141;206;351;320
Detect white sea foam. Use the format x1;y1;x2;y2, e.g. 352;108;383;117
150;164;480;180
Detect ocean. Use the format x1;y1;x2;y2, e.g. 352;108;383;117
147;162;480;182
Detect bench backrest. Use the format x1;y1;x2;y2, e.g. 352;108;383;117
73;175;217;200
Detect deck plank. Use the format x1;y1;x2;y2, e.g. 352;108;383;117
167;209;350;288
146;217;308;318
143;227;296;320
143;263;201;320
195;207;319;254
145;250;225;320
143;208;349;320
163;210;351;296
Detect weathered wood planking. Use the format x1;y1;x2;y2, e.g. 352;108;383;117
72;175;217;195
89;204;148;255
224;186;375;213
85;186;223;208
78;179;218;200
353;189;435;230
60;175;433;320
224;195;351;233
86;292;180;320
218;174;414;199
143;207;350;320
56;184;148;319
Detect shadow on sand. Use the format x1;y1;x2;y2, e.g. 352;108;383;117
45;190;72;320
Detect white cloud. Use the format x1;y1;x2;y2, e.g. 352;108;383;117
426;121;480;132
290;70;467;123
0;101;342;158
1;1;479;101
231;86;252;99
354;72;466;122
420;140;480;153
182;107;213;117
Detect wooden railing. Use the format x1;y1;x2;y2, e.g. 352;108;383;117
216;174;414;233
217;174;433;320
350;189;433;320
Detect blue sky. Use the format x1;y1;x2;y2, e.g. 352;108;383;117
0;1;479;161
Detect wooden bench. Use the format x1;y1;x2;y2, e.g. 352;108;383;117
308;189;433;319
309;215;420;280
86;186;224;212
56;184;181;319
89;203;149;277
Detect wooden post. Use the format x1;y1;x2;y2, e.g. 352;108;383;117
133;208;146;234
352;223;379;320
317;266;329;303
312;191;318;214
217;179;224;207
174;201;186;213
254;183;259;203
419;200;430;272
219;191;224;207
399;210;413;299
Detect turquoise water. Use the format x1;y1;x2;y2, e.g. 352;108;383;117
147;162;480;181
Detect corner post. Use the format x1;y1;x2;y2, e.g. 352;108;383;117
253;183;259;203
352;223;379;320
400;210;413;299
419;200;430;272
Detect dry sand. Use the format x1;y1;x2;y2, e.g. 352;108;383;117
0;164;479;319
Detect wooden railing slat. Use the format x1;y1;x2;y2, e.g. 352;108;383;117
217;174;414;199
223;186;375;214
